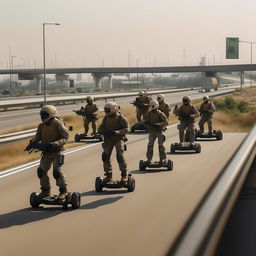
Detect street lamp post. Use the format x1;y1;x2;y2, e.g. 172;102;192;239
9;55;16;97
43;22;60;104
136;58;140;88
239;40;256;95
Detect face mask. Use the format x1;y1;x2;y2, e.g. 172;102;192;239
183;100;189;105
40;111;49;120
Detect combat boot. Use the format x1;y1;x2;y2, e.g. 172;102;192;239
103;172;113;183
57;187;68;201
38;189;51;200
120;170;128;183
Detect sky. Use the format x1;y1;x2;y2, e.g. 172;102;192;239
1;0;256;69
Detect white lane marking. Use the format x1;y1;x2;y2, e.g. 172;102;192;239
0;124;178;179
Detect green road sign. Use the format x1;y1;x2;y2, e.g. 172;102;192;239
226;37;239;59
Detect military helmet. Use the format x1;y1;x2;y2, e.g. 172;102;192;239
203;95;209;101
104;102;117;114
182;96;191;104
86;96;94;102
40;105;57;123
157;94;164;102
138;91;145;96
149;100;159;110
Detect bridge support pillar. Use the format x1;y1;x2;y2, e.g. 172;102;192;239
36;77;42;94
107;74;113;90
92;73;104;90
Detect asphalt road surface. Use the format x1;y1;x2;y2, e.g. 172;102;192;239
0;87;235;132
0;125;245;256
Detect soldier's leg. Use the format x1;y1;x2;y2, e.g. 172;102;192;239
207;118;213;134
188;122;195;143
83;118;90;135
38;154;53;198
53;153;67;199
102;140;114;181
179;122;187;143
146;132;157;162
91;119;97;135
136;109;142;122
198;117;206;133
115;140;128;182
157;131;166;161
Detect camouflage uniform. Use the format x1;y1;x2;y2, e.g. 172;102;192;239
83;103;99;135
135;95;151;122
145;109;168;161
98;112;129;175
198;101;216;134
173;104;199;143
32;117;69;192
158;101;171;119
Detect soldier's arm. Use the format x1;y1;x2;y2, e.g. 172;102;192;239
94;104;99;113
191;105;200;118
165;104;171;118
158;112;168;127
173;105;180;116
55;122;69;147
210;102;216;113
115;115;129;135
31;124;42;144
98;117;106;134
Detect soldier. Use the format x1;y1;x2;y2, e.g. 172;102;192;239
145;100;168;164
173;96;199;143
82;96;99;136
134;91;151;122
98;102;129;183
157;94;171;119
28;105;69;200
198;95;216;135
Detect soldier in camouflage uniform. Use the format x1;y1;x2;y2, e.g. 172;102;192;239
145;100;168;164
157;94;171;120
83;96;99;136
28;105;69;200
198;95;216;135
98;102;129;183
135;91;151;122
173;96;199;143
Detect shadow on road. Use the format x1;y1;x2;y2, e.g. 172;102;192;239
167;151;198;155
0;207;63;229
80;196;123;209
130;169;168;174
81;190;128;197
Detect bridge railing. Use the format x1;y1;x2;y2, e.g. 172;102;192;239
168;124;256;256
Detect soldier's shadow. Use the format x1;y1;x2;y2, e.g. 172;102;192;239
130;169;167;174
0;207;63;229
80;196;123;210
167;151;197;155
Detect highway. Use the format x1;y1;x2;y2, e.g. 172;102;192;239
0;87;235;132
0;124;245;256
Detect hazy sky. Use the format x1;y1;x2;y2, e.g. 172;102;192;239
1;0;256;69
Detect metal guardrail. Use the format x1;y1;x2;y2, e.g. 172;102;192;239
168;125;256;256
0;89;235;146
0;88;194;110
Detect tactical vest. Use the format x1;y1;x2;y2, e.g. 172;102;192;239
179;104;195;115
104;114;123;131
40;118;66;144
200;102;213;112
147;110;165;124
85;103;97;114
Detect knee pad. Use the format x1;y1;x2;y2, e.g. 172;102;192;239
102;152;110;162
37;167;44;178
53;168;61;179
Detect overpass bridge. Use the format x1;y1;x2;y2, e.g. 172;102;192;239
0;64;255;92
